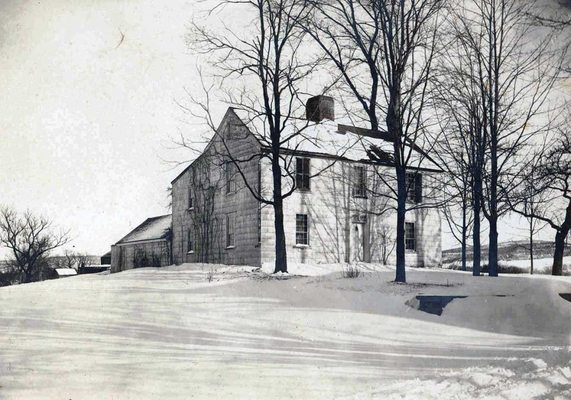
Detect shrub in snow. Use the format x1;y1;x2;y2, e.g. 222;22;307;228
342;265;362;278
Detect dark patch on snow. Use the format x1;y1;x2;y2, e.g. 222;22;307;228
414;295;467;316
559;293;571;303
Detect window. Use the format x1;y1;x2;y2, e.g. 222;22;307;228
225;161;237;194
187;229;194;253
406;172;423;204
405;222;416;251
295;157;311;191
352;166;367;198
296;214;309;245
188;187;193;209
226;214;235;247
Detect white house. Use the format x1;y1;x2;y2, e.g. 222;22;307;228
170;96;442;269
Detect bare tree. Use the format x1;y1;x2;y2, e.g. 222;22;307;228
443;0;565;276
304;0;444;282
433;24;485;275
514;163;550;275
442;184;474;272
0;207;70;284
375;223;396;265
508;121;571;276
185;0;326;273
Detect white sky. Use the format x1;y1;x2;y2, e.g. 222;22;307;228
0;0;211;258
0;0;568;259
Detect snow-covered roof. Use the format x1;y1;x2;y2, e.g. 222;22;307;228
230;108;441;171
54;268;77;277
116;214;171;245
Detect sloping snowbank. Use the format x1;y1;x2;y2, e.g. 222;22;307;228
0;263;569;399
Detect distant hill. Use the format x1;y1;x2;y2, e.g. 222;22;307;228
443;240;571;263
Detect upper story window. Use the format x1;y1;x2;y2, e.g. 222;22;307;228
225;161;237;194
296;157;311;191
406;172;423;204
295;214;309;245
352;165;367;198
405;222;416;251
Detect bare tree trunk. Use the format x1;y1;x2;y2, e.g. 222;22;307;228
552;202;571;276
395;167;407;283
461;198;467;271
489;217;499;276
529;216;534;275
461;229;467;272
472;176;482;276
488;139;499;277
553;231;565;276
23;270;33;284
272;154;288;273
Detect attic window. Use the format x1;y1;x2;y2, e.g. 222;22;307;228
296;157;310;191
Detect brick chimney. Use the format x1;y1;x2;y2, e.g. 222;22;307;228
306;95;335;122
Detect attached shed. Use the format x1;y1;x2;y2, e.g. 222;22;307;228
110;214;172;273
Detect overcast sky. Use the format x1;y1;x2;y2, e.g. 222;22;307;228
0;0;568;259
0;0;211;258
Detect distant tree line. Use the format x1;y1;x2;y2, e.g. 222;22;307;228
0;206;73;285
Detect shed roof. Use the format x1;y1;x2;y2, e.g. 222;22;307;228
115;214;171;245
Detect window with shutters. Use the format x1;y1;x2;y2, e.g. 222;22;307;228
352;165;367;198
405;222;416;251
295;214;309;245
406;172;423;204
295;157;311;191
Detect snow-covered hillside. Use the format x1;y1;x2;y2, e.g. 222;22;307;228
0;264;569;399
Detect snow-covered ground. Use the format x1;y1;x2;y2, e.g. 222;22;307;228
0;263;570;399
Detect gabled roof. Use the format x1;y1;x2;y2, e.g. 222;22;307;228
171;108;243;185
115;214;171;245
172;106;442;185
